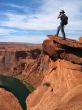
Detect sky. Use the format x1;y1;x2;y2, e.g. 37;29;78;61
0;0;82;43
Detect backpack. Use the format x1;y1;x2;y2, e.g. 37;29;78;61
63;15;68;25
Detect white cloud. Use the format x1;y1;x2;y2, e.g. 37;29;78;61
0;3;30;13
0;35;47;43
0;12;58;30
0;28;16;35
0;0;82;43
1;0;82;31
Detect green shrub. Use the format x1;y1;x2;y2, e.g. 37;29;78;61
43;82;50;87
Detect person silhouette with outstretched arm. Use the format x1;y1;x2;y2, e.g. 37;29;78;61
56;10;68;39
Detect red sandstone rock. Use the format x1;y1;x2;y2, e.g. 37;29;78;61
0;88;22;110
0;43;42;86
0;36;82;110
43;35;82;64
79;36;82;43
26;59;82;110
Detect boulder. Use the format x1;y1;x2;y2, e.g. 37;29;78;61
43;35;82;64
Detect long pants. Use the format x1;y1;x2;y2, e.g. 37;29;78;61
56;24;66;38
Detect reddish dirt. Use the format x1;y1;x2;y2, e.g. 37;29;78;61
0;88;22;110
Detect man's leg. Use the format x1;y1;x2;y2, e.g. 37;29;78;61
61;25;66;39
56;25;60;36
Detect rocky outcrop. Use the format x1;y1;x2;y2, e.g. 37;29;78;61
0;88;22;110
26;59;82;110
26;35;82;110
21;54;52;86
79;36;82;43
43;35;82;64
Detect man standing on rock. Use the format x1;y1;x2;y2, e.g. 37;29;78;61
55;10;68;39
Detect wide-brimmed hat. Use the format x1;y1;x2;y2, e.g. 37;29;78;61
60;10;65;13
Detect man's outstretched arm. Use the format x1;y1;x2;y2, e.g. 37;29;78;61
57;13;62;19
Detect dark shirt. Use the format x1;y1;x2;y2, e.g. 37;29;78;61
58;13;66;25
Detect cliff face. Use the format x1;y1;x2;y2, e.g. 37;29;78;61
0;44;41;75
26;36;82;110
0;43;43;86
26;59;82;110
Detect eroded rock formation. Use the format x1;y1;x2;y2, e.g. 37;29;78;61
0;36;82;110
0;88;22;110
26;59;82;110
0;43;43;86
26;35;82;110
43;35;82;64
